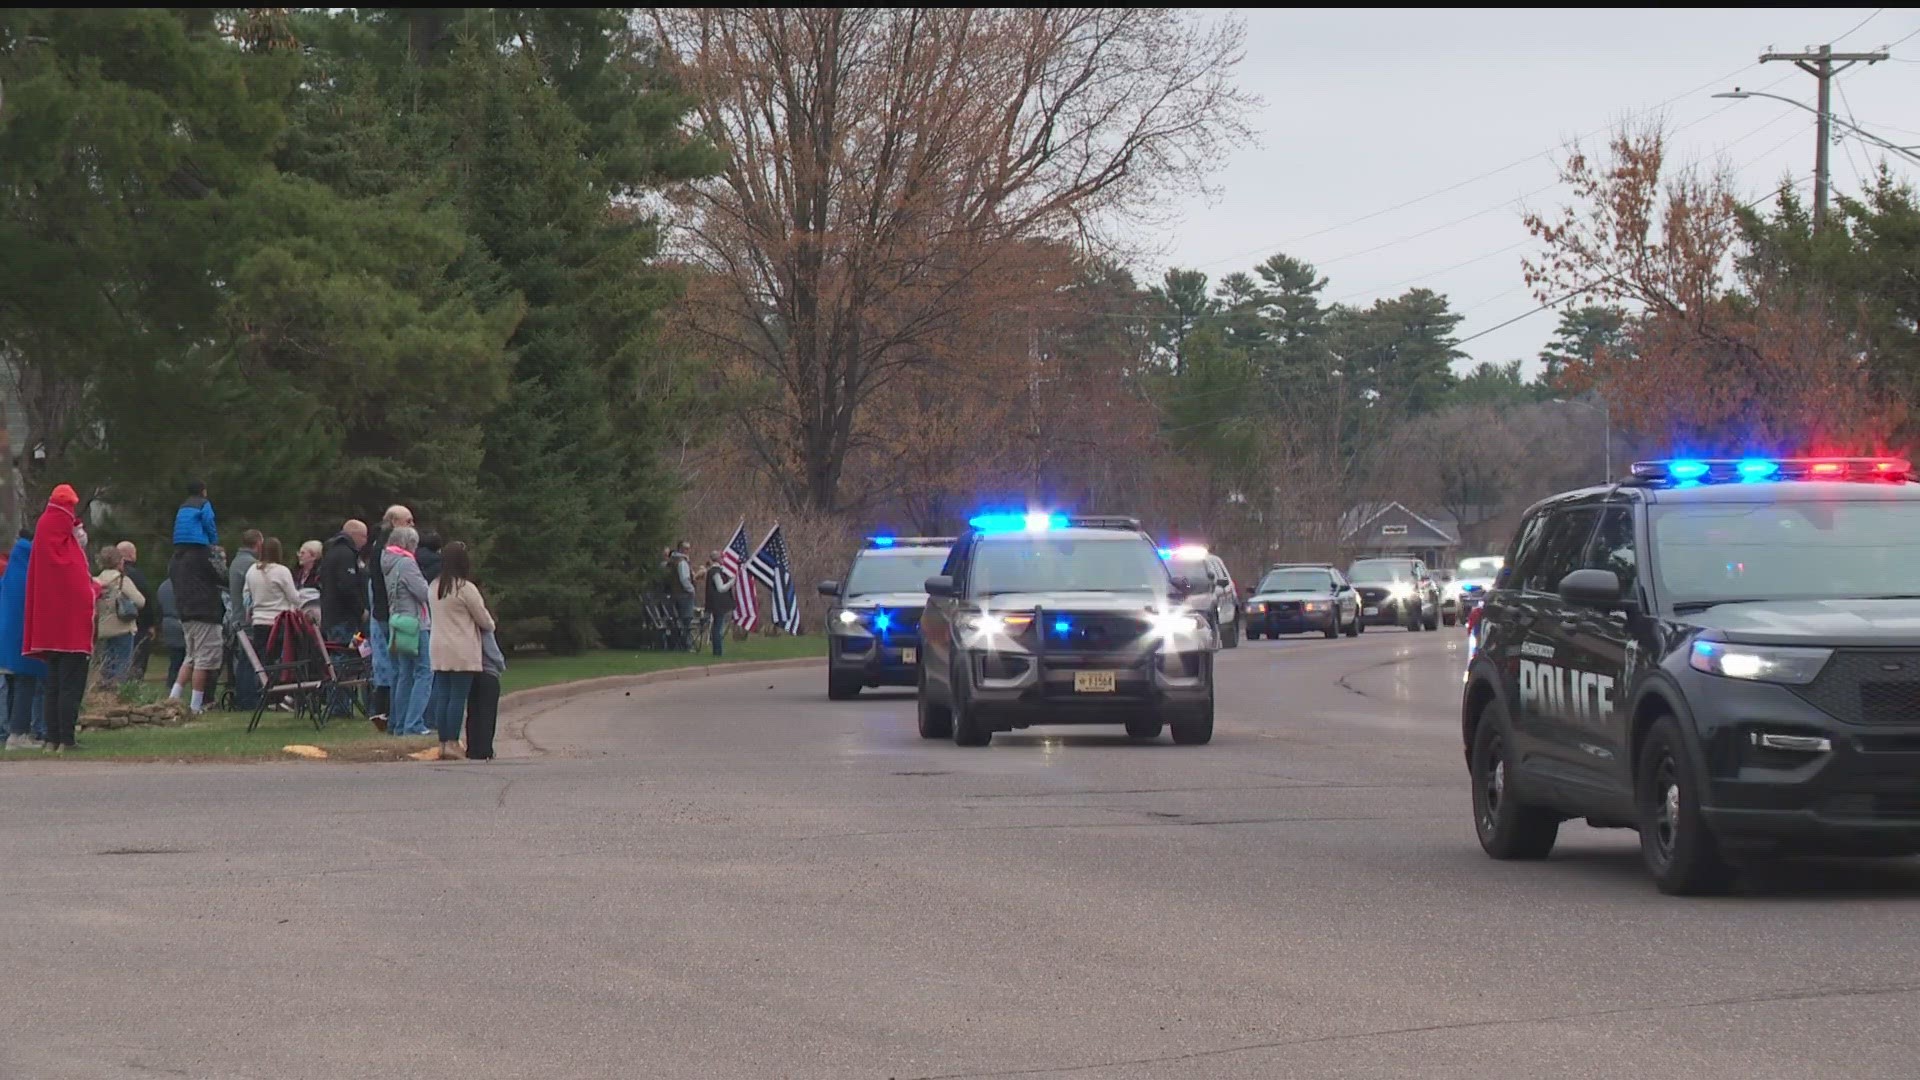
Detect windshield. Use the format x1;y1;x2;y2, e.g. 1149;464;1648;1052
1457;556;1503;575
844;551;949;597
1166;556;1211;582
1258;569;1335;593
973;535;1171;596
1651;500;1920;605
1348;561;1413;584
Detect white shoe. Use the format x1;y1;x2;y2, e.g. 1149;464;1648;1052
6;734;46;751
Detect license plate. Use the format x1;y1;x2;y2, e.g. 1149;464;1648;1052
901;648;917;665
1364;606;1379;616
1073;671;1117;693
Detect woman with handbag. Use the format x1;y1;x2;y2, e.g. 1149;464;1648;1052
381;526;434;738
425;542;494;760
93;544;145;689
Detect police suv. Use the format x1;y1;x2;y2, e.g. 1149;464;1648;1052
817;535;955;699
917;513;1215;747
1463;457;1920;894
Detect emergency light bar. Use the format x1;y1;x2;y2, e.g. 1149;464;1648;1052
967;513;1142;534
1629;457;1911;484
865;535;955;549
1158;544;1210;560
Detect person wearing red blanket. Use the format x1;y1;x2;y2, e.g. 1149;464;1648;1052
23;484;98;751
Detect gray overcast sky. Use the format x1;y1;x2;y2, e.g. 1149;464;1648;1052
1156;7;1920;376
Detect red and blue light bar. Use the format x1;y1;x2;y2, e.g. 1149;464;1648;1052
1630;457;1911;484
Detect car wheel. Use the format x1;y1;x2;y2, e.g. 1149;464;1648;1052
828;673;861;700
1344;608;1360;637
916;664;952;740
1424;608;1440;631
1443;612;1457;627
1322;616;1338;639
1170;669;1214;746
1405;605;1421;631
1637;716;1736;895
1125;717;1163;741
1223;614;1240;649
1246;627;1262;641
950;663;992;747
1471;702;1559;859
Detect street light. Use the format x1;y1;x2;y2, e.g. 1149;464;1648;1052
1552;397;1611;482
1713;90;1920;166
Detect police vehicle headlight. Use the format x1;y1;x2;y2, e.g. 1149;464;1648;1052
836;609;860;625
1150;610;1207;640
1387;582;1414;600
1302;601;1327;612
957;611;1033;647
1689;641;1832;685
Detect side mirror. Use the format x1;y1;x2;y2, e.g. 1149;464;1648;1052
924;575;956;598
1559;568;1624;608
1168;575;1195;597
816;580;841;598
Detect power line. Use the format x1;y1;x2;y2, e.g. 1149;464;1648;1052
1834;8;1886;42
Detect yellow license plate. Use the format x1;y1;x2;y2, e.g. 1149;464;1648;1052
901;648;917;665
1074;671;1117;693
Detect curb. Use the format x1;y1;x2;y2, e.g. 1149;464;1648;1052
495;657;827;758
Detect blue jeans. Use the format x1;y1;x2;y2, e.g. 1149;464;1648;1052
391;627;433;736
710;615;728;656
97;633;135;687
6;672;45;740
368;618;393;689
427;671;474;743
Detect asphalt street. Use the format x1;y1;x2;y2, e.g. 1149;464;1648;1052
4;627;1919;1079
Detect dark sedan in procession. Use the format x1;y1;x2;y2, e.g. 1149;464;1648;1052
1347;557;1442;631
1463;457;1920;894
818;536;955;699
1245;565;1362;639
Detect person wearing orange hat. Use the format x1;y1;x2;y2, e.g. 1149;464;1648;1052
23;484;98;751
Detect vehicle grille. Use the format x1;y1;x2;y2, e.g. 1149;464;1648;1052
1820;793;1920;818
1355;586;1391;606
1791;651;1920;726
883;609;922;636
1045;611;1152;651
1264;601;1301;616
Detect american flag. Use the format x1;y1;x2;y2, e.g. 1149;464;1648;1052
747;523;801;634
721;522;759;631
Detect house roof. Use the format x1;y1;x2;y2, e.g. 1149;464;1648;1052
1340;501;1459;546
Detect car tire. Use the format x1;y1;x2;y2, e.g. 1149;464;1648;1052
916;665;952;740
1322;616;1338;639
1471;702;1560;860
1424;609;1440;631
1125;718;1163;741
1637;715;1736;895
1344;609;1360;637
828;674;861;700
1405;605;1421;632
1247;627;1262;641
1443;612;1457;627
950;664;992;747
1222;614;1240;649
1170;670;1215;746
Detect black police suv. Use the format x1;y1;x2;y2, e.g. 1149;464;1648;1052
817;536;955;699
1348;557;1442;631
917;514;1215;747
1462;457;1920;894
1245;564;1361;639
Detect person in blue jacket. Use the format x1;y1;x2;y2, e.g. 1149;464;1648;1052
1;527;48;749
172;480;218;548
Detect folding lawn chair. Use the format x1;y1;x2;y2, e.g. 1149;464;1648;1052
239;611;337;734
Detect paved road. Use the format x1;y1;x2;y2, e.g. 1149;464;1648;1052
4;629;1919;1079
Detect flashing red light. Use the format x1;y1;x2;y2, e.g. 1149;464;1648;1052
1876;460;1908;473
1810;462;1845;476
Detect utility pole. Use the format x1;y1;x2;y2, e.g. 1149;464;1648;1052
1759;43;1887;232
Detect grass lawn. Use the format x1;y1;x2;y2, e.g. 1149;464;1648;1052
0;634;823;764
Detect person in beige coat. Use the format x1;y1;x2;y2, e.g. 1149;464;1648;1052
93;545;145;688
425;542;494;759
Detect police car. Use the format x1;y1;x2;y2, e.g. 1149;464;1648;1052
817;535;955;699
1463;457;1920;894
917;513;1215;747
1159;544;1243;648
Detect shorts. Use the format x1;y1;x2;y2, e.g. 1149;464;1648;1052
182;622;224;671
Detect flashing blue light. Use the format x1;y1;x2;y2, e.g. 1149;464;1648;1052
1157;547;1174;560
1668;459;1710;481
869;535;896;547
969;511;1069;534
873;611;893;632
1736;458;1779;482
1053;618;1072;636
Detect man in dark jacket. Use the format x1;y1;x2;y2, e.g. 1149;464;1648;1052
416;530;443;584
168;540;228;715
704;550;736;656
318;520;368;643
117;541;160;680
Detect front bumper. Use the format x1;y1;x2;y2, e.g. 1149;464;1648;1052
962;646;1212;728
829;633;922;687
1357;597;1416;626
1248;606;1336;635
1690;674;1920;853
